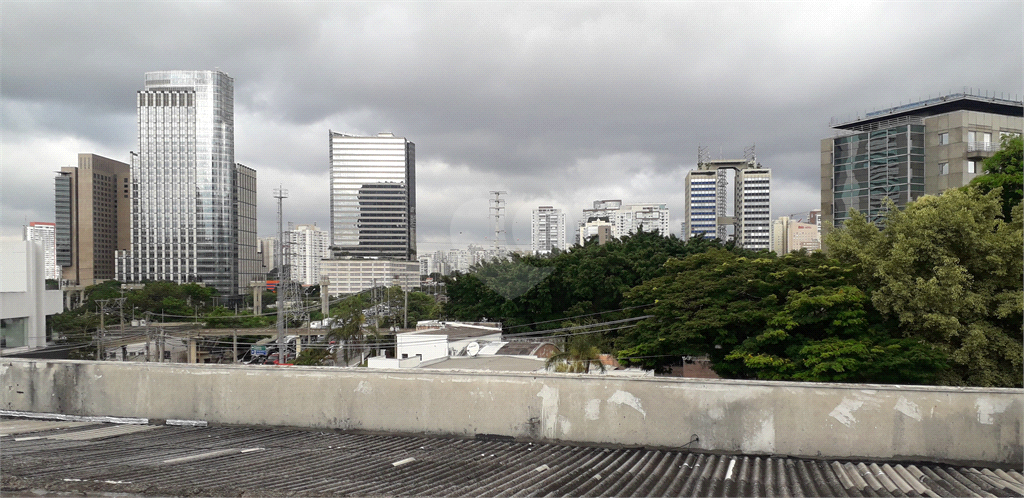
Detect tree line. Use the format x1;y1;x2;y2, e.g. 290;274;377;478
441;135;1023;387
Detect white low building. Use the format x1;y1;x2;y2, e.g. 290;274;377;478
1;240;63;349
320;258;419;296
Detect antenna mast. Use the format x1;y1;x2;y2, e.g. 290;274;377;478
489;191;507;252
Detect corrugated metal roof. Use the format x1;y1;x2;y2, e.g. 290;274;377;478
2;419;1022;497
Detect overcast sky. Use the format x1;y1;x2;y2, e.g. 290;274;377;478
2;2;1021;253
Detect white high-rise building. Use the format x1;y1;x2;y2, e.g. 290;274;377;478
684;151;771;250
531;206;567;254
329;132;415;261
116;70;258;295
735;168;771;250
25;222;58;281
284;224;330;285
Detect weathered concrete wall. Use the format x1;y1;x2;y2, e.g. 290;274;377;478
2;359;1020;465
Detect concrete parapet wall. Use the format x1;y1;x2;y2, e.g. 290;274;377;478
2;359;1020;465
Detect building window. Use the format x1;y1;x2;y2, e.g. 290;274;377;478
938;133;949;145
967;160;976;174
983;132;992;146
940;162;949;175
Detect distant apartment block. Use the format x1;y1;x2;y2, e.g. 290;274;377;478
25;222;58;281
285;224;330;285
578;218;613;246
821;91;1023;236
684;151;771;250
770;216;821;255
578;200;670;241
614;203;670;238
531;206;567;254
329;132;416;261
54;153;131;287
258;236;277;276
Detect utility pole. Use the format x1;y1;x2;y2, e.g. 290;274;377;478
97;301;105;361
144;312;151;362
320;275;330;321
274;186;288;365
233;329;238;364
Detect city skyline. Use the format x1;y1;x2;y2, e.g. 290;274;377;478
2;3;1021;254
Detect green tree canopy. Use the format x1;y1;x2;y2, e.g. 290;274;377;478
826;188;1023;387
617;249;949;383
442;230;737;331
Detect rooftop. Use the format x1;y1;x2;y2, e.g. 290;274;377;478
3;416;1022;497
402;323;503;341
832;92;1024;132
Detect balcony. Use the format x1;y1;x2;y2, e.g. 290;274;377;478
966;141;997;160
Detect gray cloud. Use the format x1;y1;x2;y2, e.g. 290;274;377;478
3;2;1021;252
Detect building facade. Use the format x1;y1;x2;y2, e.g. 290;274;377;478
0;240;63;349
25;222;59;281
284;224;330;285
821;92;1023;235
320;258;420;296
116;70;255;296
531;206;567;254
682;171;719;241
770;216;821;256
613;203;671;238
579;200;670;241
683;154;771;250
55;153;131;287
735;168;771;250
578;218;613;246
329;132;416;261
235;164;261;291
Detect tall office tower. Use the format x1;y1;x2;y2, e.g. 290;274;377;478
25;222;58;281
117;70;252;296
55;154;131;286
284;224;330;285
235;164;260;290
684;151;771;249
682;171;719;240
735;168;771;250
329;132;416;260
531;206;566;254
821;91;1022;237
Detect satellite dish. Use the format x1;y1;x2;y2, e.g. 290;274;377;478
466;342;480;357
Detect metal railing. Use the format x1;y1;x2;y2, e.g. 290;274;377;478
967;141;997;152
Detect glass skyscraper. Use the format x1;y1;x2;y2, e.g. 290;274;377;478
329;132;416;260
117;70;254;295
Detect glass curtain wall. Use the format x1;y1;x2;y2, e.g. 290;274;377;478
127;70;237;295
832;124;925;227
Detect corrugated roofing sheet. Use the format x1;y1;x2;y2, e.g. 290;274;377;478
2;418;1021;497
